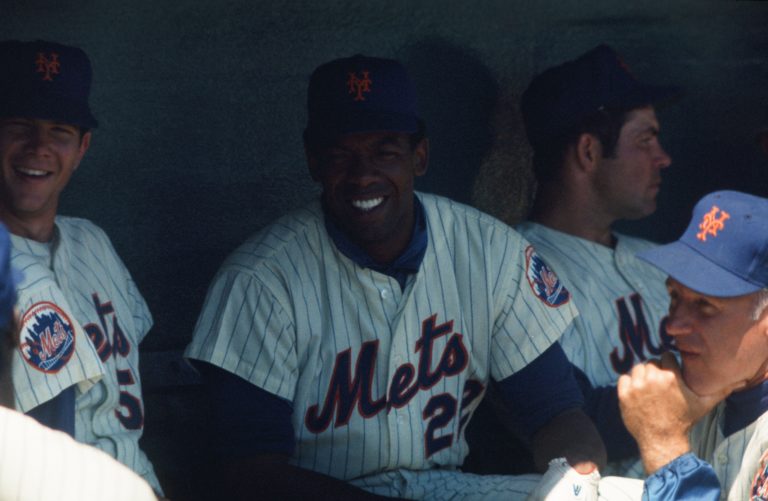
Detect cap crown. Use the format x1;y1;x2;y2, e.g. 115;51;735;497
680;191;768;290
0;40;97;129
521;44;678;151
306;54;420;139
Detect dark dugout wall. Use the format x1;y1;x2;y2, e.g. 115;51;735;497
3;1;768;499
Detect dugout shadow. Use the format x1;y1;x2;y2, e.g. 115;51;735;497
402;38;499;205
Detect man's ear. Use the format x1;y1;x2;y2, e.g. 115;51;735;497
413;138;429;177
73;131;92;171
575;133;602;173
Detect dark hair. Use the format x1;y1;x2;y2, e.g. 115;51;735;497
304;119;427;155
531;108;630;180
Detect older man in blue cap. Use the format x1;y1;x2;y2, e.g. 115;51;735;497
0;40;164;496
614;190;768;499
186;54;608;500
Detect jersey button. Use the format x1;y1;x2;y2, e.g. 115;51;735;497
380;289;389;299
717;453;728;464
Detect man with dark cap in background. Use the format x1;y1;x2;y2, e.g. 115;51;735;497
186;54;608;500
0;40;165;496
514;44;679;466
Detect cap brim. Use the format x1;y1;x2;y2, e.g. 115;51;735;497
0;93;98;129
638;240;763;297
307;110;419;138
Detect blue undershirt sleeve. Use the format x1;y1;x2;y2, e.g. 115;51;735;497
573;366;639;461
496;342;585;440
196;362;295;458
643;453;721;501
26;385;75;436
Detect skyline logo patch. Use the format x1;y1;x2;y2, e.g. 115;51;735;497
19;301;75;373
525;245;570;308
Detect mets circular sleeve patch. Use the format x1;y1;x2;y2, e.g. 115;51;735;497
525;245;570;308
19;301;76;374
751;449;768;500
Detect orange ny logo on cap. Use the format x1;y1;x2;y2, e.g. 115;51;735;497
697;205;730;241
35;52;61;82
347;70;372;101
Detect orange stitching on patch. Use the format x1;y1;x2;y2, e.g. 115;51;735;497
347;70;372;101
35;52;60;81
696;205;730;241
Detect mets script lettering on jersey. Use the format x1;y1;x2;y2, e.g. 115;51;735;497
19;301;76;373
610;293;672;374
305;313;483;457
83;293;143;430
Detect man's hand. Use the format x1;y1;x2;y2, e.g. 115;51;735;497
617;353;730;474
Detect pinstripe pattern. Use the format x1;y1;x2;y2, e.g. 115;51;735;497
0;406;156;501
598;405;768;500
10;238;105;412
689;403;768;500
10;217;162;494
516;223;670;386
186;193;577;495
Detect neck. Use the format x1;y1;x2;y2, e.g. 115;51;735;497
0;209;56;242
530;185;616;247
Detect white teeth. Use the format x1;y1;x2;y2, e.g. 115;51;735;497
16;167;48;177
352;197;384;211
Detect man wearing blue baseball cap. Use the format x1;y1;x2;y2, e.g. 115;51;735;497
613;190;768;499
0;40;165;496
186;54;608;499
0;222;158;500
501;44;681;468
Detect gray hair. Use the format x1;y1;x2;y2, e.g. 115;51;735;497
753;289;768;321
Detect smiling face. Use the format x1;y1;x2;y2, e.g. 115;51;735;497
665;278;768;396
0;118;91;240
593;107;671;220
307;131;428;265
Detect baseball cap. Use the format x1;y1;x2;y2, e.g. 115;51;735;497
0;223;21;330
305;54;421;141
0;40;98;129
520;44;679;152
638;191;768;297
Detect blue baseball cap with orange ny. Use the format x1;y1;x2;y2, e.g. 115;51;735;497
638;191;768;297
0;39;98;129
305;54;421;141
0;223;21;330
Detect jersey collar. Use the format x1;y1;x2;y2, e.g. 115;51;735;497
323;195;428;291
723;379;768;437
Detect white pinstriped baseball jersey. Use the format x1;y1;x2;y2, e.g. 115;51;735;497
10;216;162;494
587;404;768;500
516;223;671;387
0;405;157;501
688;403;768;500
186;193;578;497
11;239;105;413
